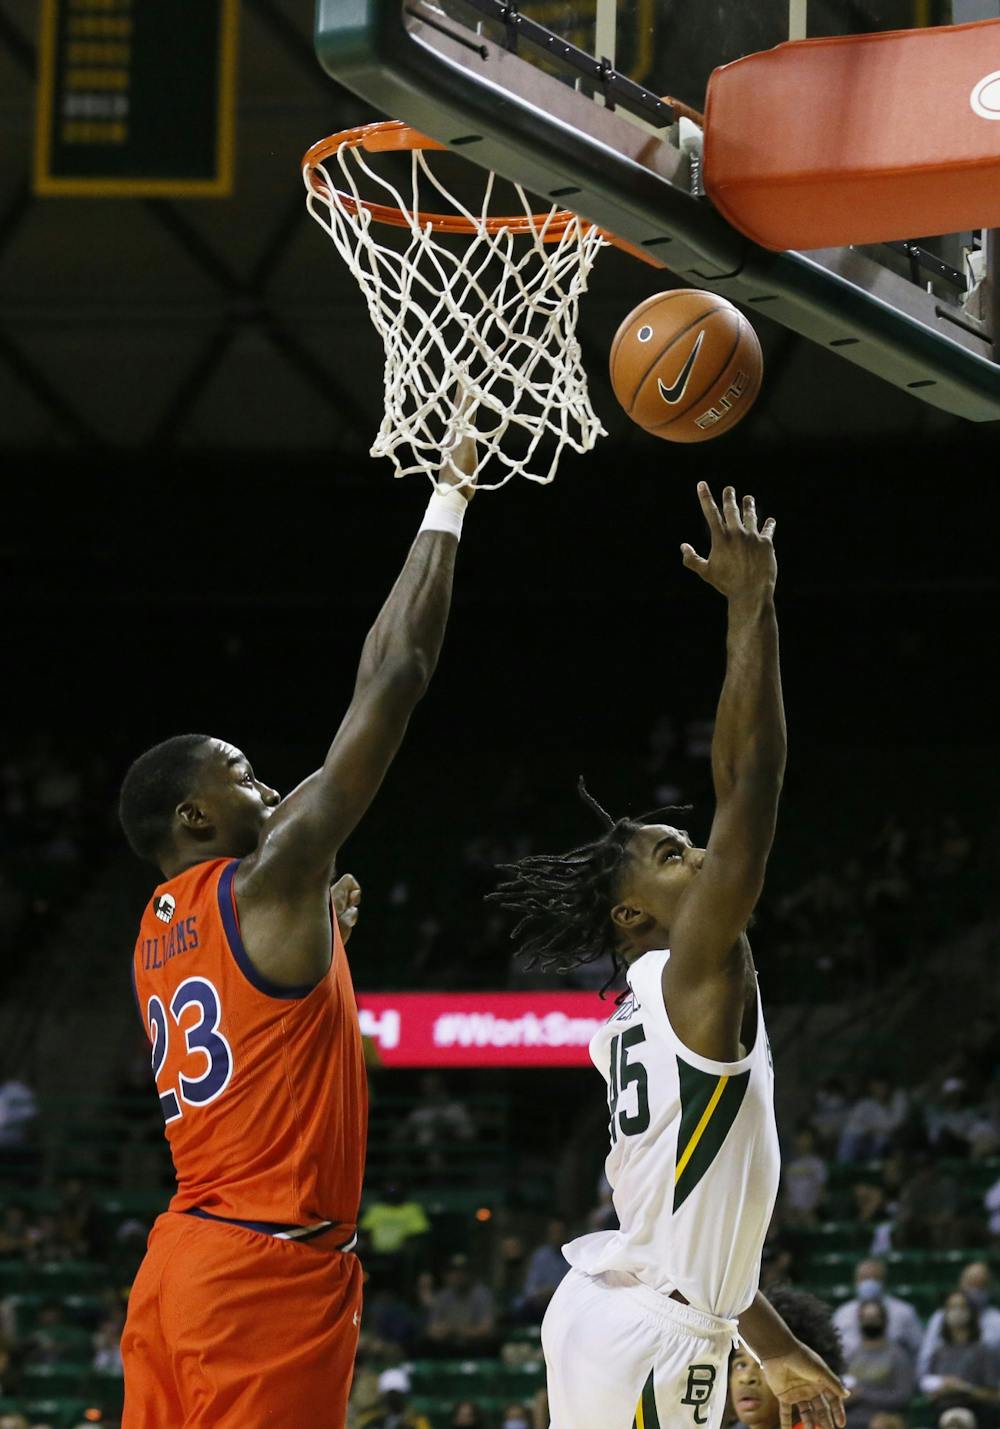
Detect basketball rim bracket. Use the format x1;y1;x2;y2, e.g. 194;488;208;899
317;0;1000;422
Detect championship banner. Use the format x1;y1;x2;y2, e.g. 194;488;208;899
356;991;611;1067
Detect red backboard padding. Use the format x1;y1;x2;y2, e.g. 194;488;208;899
703;18;1000;251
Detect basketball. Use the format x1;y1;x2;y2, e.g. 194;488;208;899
609;289;763;443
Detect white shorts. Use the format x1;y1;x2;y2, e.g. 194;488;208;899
542;1268;739;1429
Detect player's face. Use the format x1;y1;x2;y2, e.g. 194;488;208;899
729;1349;778;1429
192;740;280;856
613;824;705;947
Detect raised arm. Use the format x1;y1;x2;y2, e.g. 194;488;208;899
664;484;785;1040
229;424;475;996
255;445;474;895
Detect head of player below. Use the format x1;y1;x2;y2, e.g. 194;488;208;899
118;733;278;877
730;1286;844;1429
488;779;707;991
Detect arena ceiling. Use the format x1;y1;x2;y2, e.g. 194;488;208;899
0;0;996;456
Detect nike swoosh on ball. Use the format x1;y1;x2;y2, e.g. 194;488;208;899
658;329;706;404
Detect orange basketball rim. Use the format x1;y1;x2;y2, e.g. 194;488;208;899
302;119;666;265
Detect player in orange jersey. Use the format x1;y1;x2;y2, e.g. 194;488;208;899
116;433;476;1428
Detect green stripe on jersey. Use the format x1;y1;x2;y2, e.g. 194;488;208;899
673;1057;750;1211
633;1367;661;1429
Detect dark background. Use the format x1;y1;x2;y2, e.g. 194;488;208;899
1;0;998;1043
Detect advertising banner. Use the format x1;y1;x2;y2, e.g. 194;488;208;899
357;991;611;1067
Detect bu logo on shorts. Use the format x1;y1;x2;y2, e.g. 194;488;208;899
681;1364;717;1424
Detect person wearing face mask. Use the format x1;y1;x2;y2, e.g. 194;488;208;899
920;1291;1000;1428
833;1260;923;1361
842;1300;916;1429
501;1404;533;1429
919;1265;1000;1376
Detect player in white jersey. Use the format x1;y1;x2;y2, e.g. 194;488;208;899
493;485;848;1429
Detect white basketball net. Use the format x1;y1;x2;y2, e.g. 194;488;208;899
304;140;608;489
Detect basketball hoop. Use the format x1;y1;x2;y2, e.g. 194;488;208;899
302;120;609;489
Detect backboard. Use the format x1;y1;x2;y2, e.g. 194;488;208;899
316;0;1000;420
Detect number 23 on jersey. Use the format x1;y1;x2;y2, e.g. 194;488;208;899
147;976;234;1124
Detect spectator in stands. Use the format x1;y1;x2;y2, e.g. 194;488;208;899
493;1232;528;1306
968;1087;1000;1162
0;1332;10;1392
919;1266;1000;1375
360;1183;430;1290
842;1296;916;1429
811;1078;850;1155
0;1414;30;1429
867;1414;907;1429
782;1125;828;1224
833;1259;923;1360
93;1300;125;1374
399;1074;475;1175
919;1291;1000;1426
837;1077;908;1164
363;1275;422;1357
53;1178;99;1260
937;1409;978;1429
517;1218;570;1322
758;1211;796;1292
0;1204;32;1260
448;1403;488;1429
759;1241;795;1293
985;1178;1000;1243
19;1299;69;1366
849;1183;894;1257
501;1405;532;1429
729;1284;844;1429
0;1078;37;1151
424;1253;497;1356
892;1153;968;1250
925;1079;980;1157
587;1172;616;1233
355;1367;431;1429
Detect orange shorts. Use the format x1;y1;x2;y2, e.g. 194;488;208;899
121;1211;362;1427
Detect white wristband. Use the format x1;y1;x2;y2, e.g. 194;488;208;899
418;486;467;540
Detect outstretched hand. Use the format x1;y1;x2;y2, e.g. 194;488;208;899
680;482;776;598
331;873;362;946
437;390;478;501
760;1343;849;1429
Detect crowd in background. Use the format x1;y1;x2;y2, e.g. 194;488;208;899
1;722;988;1010
0;718;997;1429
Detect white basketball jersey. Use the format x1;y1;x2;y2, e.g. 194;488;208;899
563;947;780;1319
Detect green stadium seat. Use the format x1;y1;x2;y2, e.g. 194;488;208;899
21;1260;106;1294
407;1359;499;1397
797;1282;851;1307
794;1221;872;1251
0;1398;93;1429
799;1251;858;1286
99;1189;170;1219
0;1262;25;1295
504;1325;542;1345
411;1395;462;1419
83;1366;126;1408
827;1161;885;1190
19;1363;91;1397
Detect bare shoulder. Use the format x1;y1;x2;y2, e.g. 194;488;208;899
661;928;756;1062
233;855;335;989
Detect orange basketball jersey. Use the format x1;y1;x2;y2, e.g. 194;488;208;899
131;858;367;1235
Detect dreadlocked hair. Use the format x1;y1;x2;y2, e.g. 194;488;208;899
487;778;690;998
